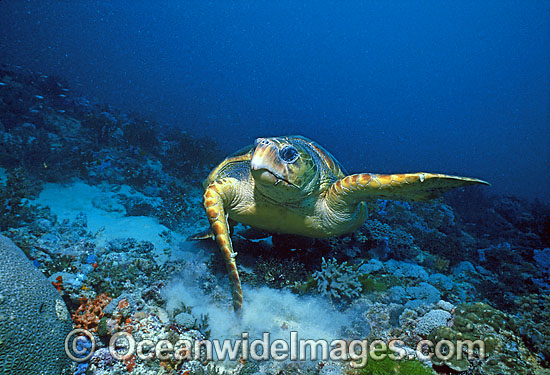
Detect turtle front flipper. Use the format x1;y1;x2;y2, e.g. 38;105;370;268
203;178;243;312
328;172;489;204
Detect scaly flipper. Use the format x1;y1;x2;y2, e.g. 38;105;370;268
188;221;236;241
202;178;243;312
187;228;214;241
328;172;489;204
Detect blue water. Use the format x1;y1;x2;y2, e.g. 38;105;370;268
1;0;548;200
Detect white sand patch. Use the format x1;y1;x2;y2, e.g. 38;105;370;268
164;279;351;365
32;180;186;263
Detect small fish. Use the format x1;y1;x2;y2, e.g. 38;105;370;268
40;74;48;78
34;95;44;99
0;82;7;86
29;109;40;113
62;88;69;92
58;94;66;98
57;109;66;113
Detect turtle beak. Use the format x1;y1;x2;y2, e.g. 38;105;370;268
251;139;296;187
251;139;280;179
251;138;277;171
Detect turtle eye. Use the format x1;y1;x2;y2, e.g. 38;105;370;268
279;146;299;163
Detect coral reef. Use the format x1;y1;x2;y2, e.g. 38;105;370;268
0;235;73;374
429;302;545;374
0;168;42;230
360;219;417;260
347;353;435;375
514;293;550;367
313;257;362;302
72;293;112;331
532;248;550;290
247;256;308;289
1;66;550;374
414;309;451;337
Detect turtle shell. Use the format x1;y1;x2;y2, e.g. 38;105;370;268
203;144;254;188
288;135;347;189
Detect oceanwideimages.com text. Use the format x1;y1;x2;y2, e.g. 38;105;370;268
66;329;485;367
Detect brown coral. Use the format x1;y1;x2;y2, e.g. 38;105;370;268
72;293;112;332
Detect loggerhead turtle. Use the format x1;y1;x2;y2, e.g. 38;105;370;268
195;135;488;312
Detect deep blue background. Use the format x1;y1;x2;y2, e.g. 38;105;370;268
1;1;549;200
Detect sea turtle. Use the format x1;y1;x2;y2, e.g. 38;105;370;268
195;135;488;312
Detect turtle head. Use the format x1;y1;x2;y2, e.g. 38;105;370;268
250;136;319;201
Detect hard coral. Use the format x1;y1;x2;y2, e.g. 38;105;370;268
429;302;544;374
313;257;361;302
251;257;308;289
51;275;63;292
514;293;550;367
0;234;73;374
361;219;417;260
161;128;220;176
72;293;112;332
0;168;40;231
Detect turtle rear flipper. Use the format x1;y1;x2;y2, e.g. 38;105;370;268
328;172;489;204
188;220;236;241
187;229;214;241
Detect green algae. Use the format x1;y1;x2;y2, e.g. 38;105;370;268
349;351;435;375
359;275;389;293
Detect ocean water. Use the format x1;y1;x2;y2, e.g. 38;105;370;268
0;1;549;375
1;0;549;200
